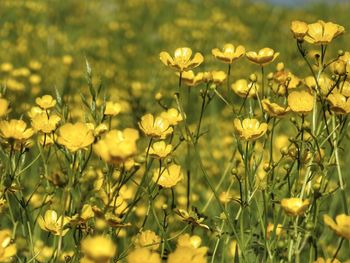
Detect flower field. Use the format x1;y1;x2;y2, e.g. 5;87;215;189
1;0;350;262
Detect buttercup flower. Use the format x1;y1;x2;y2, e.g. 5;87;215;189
80;235;116;263
212;44;245;64
233;118;268;141
37;210;70;236
148;141;172;159
153;164;183;188
304;75;332;95
31;112;61;133
139;113;173;139
94;128;139;164
179;71;204;87
323;214;350;240
281;198;309;216
127;248;161;263
159;47;204;72
0;229;16;262
288;90;314;114
56;122;94;152
0;119;34;141
35;95;57;110
327;92;350;115
160;108;183;126
304;20;345;45
104;101;121;116
231;79;258;98
246;48;279;66
262;99;290;117
211;71;227;85
290;20;308;40
134;230;161;250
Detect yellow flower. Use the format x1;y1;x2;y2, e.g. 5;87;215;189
290;20;308;40
304;75;332;95
35;95;56;110
160;108;183;126
153;164;183;188
159;47;204;72
168;246;207;263
0;229;16;262
104;101;121;116
139;113;173;139
212;44;245;64
280;198;309;216
134;230;161;250
324;214;350;240
314;257;340;263
0;98;10;117
246;48;279;66
31;112;61;133
261;99;290;117
304;20;345;45
94;128;139;164
288;90;314;114
80;235;116;263
127;248;161;263
0;119;34;141
231;79;258;98
327;92;350;115
37;210;70;236
56;122;94;152
177;234;205;251
148;141;172;159
211;71;227;85
233;118;267;141
178;71;204;87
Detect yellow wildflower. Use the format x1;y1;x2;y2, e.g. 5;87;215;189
281;198;309;216
0;119;34;141
159;47;204;72
56;122;94;152
211;43;245;64
324;214;350;240
290;20;308;40
327;92;350;115
37;210;70;236
127;248;161;263
261;99;290;117
233;118;267;141
0;229;16;262
153;164;183;188
0;99;10;117
35;95;56;110
159;108;183;126
179;71;204;87
288;90;314;114
134;230;161;250
231;79;258;98
80;235;116;263
148;141;172;159
139;113;173;139
304;20;345;45
31;112;61;133
104;101;121;116
246;47;279;66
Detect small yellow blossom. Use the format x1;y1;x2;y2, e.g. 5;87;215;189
57;122;94;152
94;128;139;164
246;47;279;66
0;119;34;141
304;20;345;45
288;90;314;114
327;92;350;115
179;71;204;87
148;141;172;159
31;112;61;133
104;101;121;116
211;71;227;85
160;108;183;126
262;99;290;117
35;95;56;110
233;118;267;141
37;210;70;236
80;235;116;263
290;20;308;40
281;197;309;216
212;43;245;64
153;164;183;188
160;47;204;72
324;214;350;240
231;79;258;98
139;113;173;139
